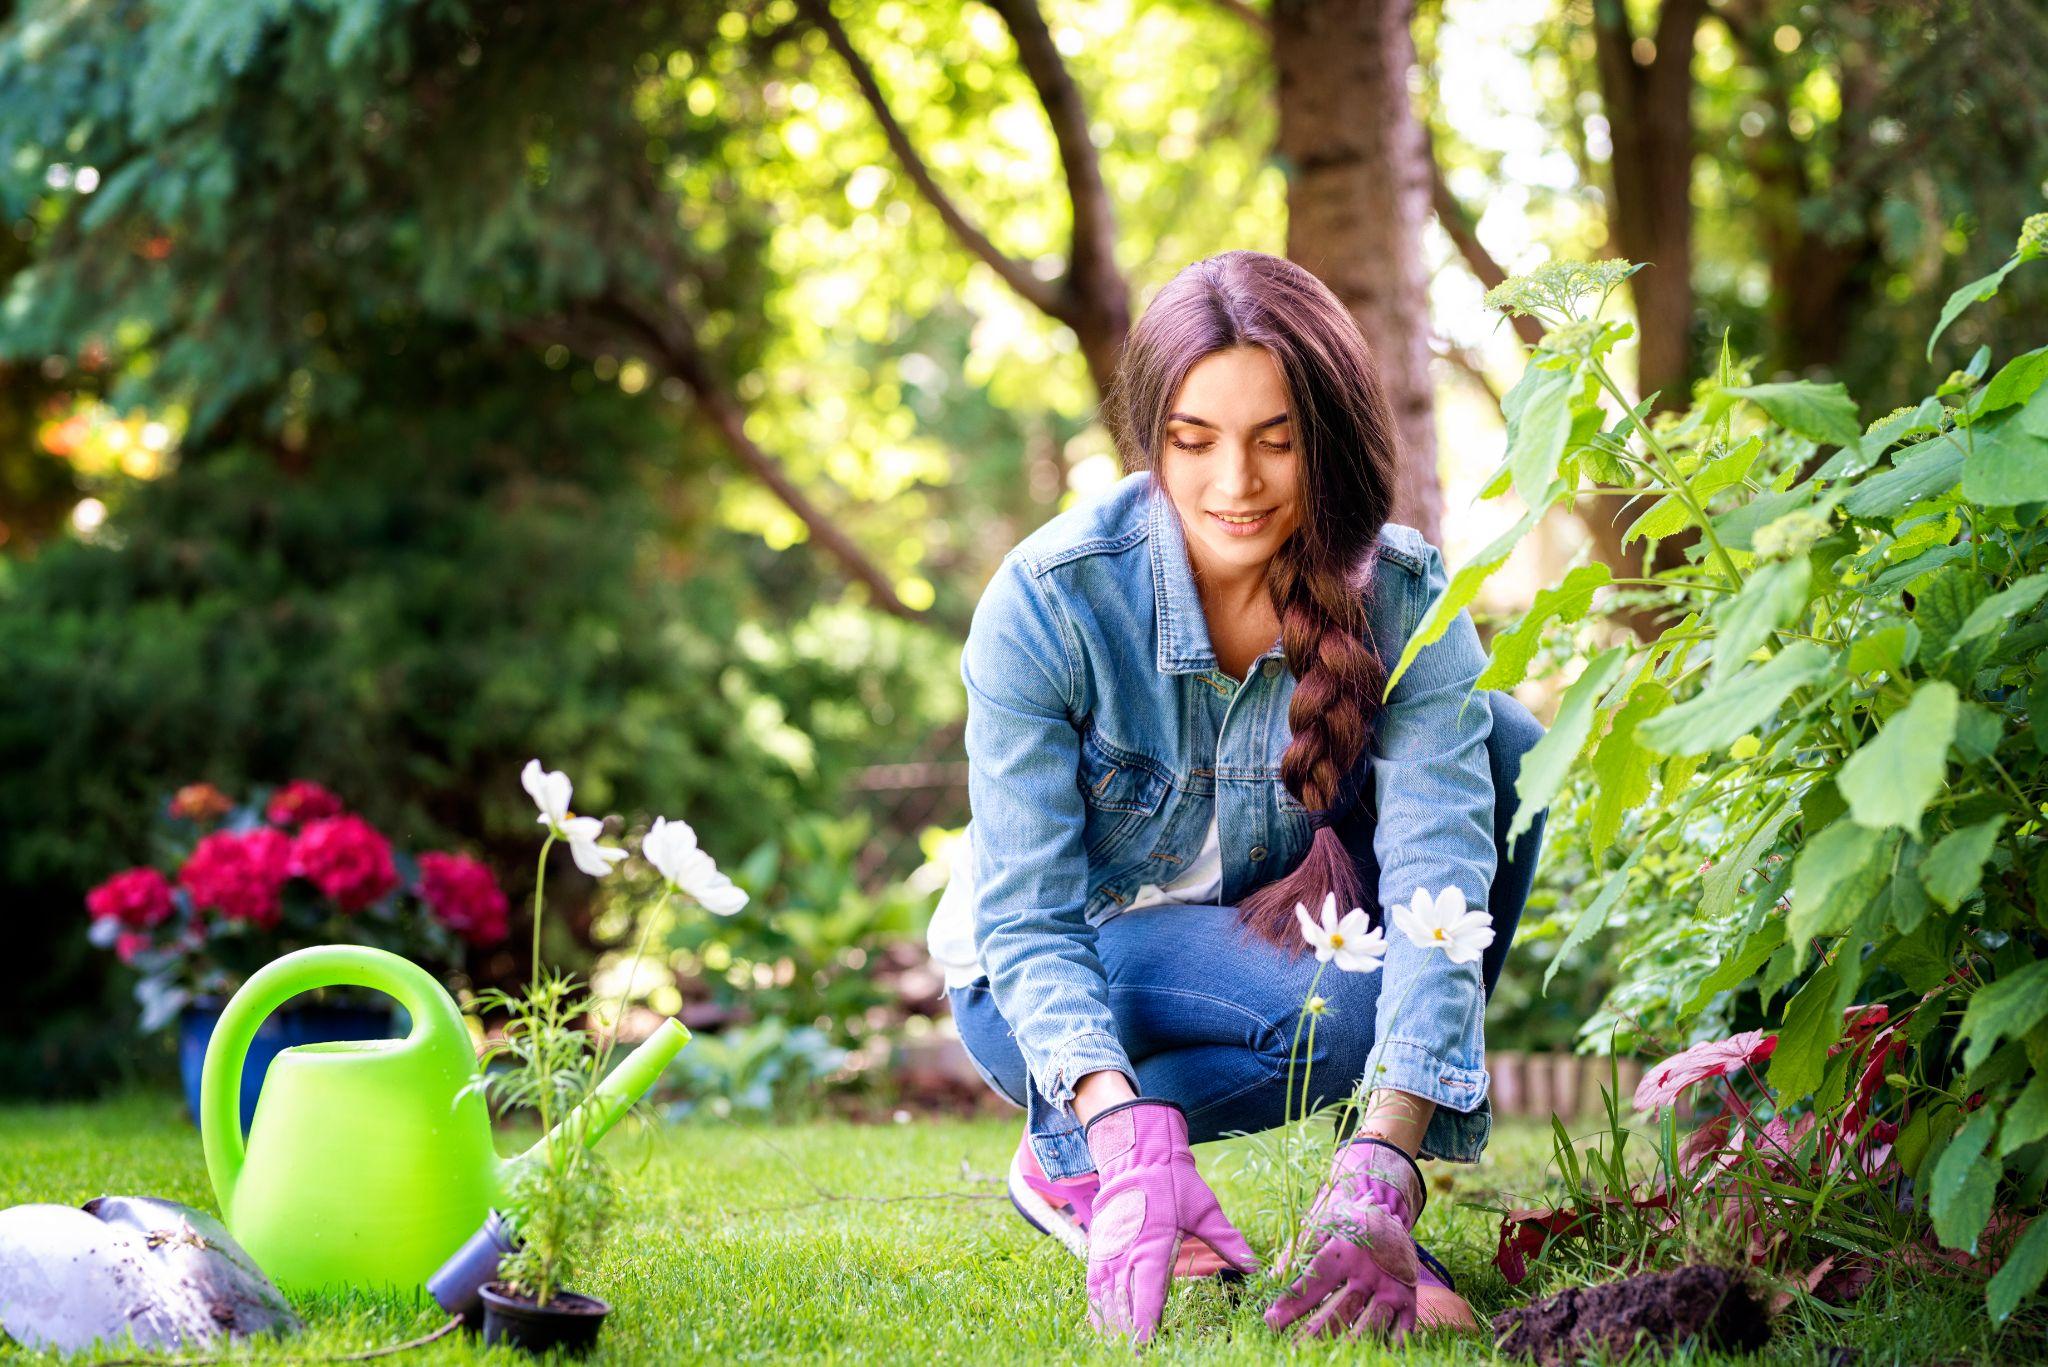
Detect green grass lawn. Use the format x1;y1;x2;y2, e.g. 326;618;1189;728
0;1096;2023;1364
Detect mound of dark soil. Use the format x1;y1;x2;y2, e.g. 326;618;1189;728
1493;1264;1771;1364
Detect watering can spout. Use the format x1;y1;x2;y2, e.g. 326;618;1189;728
516;1017;691;1168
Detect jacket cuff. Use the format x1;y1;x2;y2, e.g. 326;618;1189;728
1359;1036;1489;1116
1036;1030;1136;1113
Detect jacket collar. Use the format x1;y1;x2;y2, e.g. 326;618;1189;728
1146;481;1222;675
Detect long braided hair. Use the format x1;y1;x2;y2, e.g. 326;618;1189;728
1102;251;1401;947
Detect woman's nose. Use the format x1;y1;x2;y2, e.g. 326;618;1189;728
1215;446;1261;498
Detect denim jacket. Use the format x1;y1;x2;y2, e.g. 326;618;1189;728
953;471;1498;1161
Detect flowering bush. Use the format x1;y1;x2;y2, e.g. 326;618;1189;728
85;781;509;1029
1460;212;2048;1320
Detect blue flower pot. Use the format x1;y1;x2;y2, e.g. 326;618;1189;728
178;998;408;1134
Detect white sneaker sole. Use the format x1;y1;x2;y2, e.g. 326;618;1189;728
1005;1147;1090;1263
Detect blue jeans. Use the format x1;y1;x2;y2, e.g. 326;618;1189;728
950;692;1545;1179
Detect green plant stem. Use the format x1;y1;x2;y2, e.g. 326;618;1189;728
1589;359;1746;592
532;831;558;976
1281;959;1328;1245
597;888;676;1077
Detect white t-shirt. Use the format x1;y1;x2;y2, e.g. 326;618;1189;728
926;813;1223;989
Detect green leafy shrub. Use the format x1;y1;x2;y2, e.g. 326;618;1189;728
1449;213;2048;1318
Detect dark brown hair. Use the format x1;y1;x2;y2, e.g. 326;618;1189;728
1102;250;1400;947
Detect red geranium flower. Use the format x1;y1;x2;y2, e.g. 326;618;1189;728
86;867;174;928
1633;1029;1779;1111
416;852;510;946
288;815;398;913
169;782;234;823
266;779;345;828
180;828;293;928
115;931;152;965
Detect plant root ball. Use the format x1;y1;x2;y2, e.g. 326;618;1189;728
1493;1264;1772;1364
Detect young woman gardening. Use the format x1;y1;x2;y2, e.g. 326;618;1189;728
925;250;1546;1344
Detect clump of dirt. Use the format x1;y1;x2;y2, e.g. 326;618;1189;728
1493;1264;1771;1364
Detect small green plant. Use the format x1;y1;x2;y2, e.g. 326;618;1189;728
471;761;750;1308
475;970;619;1307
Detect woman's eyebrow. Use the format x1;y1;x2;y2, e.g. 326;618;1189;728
1166;412;1291;431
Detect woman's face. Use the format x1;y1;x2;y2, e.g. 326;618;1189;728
1158;346;1301;579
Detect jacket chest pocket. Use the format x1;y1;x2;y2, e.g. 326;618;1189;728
1076;726;1170;862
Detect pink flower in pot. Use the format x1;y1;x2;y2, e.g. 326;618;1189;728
180;828;293;929
86;867;175;929
416;852;511;946
288;815;399;913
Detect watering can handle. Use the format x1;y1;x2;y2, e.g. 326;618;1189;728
201;945;471;1223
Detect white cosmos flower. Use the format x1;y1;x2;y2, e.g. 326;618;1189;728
522;759;628;878
642;816;748;915
1392;885;1495;965
1294;892;1386;974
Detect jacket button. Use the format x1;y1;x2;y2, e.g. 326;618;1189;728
1262;659;1281;678
1249;845;1268;861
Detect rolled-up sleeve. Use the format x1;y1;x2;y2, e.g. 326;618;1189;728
1361;542;1498;1157
964;558;1135;1110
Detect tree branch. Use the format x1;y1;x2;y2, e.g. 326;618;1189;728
981;0;1130;388
520;299;925;623
796;0;1062;318
1425;137;1543;348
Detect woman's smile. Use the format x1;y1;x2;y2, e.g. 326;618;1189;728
1207;508;1277;536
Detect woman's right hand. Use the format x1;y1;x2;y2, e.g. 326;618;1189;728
1081;1099;1259;1343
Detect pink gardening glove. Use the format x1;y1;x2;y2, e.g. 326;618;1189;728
1264;1138;1425;1340
1083;1099;1259;1343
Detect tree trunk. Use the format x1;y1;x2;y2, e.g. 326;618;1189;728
1272;0;1443;545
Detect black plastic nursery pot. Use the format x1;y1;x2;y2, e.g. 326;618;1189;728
479;1281;611;1357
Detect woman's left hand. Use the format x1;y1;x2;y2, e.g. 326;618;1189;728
1264;1139;1423;1340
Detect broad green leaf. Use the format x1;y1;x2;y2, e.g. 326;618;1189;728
1959;392;2048;506
1510;646;1629;844
1588;683;1668;855
1973;343;2048;419
1701;800;1793;922
1840;441;1965;518
1478;563;1612;691
2002;1075;2048;1159
1684;918;1786;1015
1543;849;1641;993
1864;542;1971;597
1915;568;1993;658
1989;1216;2048;1325
1847;621;1918;678
1769;955;1852;1099
1837;682;1959;833
1726;381;1862;449
1929;1108;2000;1252
1877;842;1933;935
1952;572;2048;649
1958;959;2048;1073
1921;819;2004;911
1862;397;1946;455
1501;358;1577;511
1787;822;1893;962
1623;437;1762;545
1385;494;1557;694
1711;558;1810;682
1635;640;1836;756
1712;487;1821;552
1928;256;2022;360
1952;703;2004;761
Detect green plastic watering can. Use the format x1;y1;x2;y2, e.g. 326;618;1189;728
201;945;688;1294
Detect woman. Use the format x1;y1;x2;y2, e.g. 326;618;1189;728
925;250;1545;1344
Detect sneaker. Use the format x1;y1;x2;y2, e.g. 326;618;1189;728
1006;1131;1096;1261
1003;1128;1241;1280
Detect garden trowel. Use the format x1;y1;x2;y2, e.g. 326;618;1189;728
0;1194;299;1355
